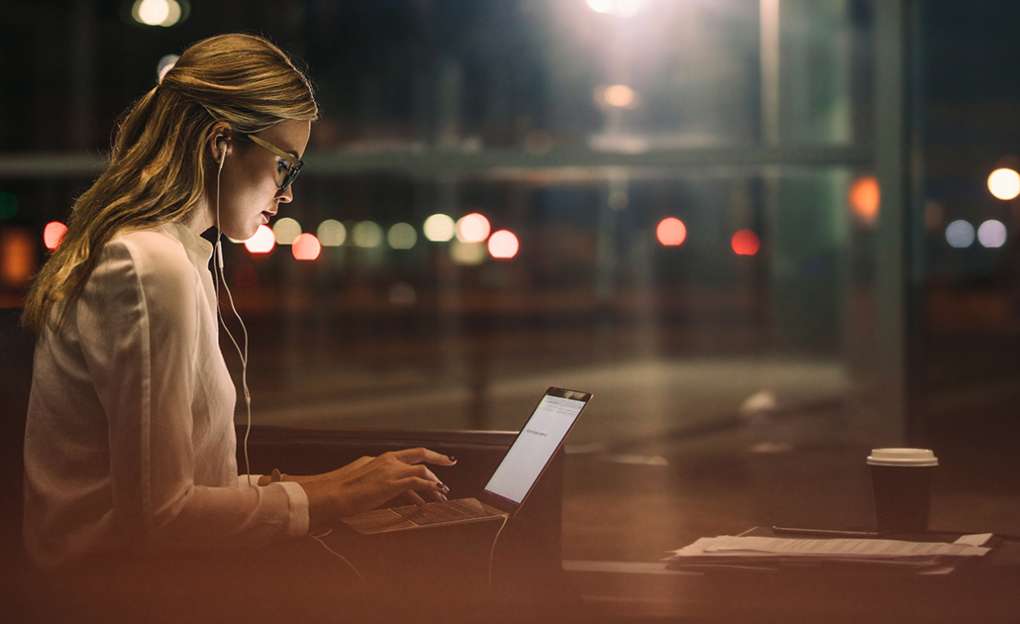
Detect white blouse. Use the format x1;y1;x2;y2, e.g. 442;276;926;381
23;221;309;570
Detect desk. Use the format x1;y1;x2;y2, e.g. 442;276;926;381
564;531;1020;623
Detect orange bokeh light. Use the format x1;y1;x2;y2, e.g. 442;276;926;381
731;230;760;256
656;217;687;247
244;225;276;254
487;230;520;260
1;228;36;286
603;84;637;108
849;176;880;224
291;233;322;261
43;221;68;251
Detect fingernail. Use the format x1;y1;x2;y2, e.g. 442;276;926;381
448;456;457;463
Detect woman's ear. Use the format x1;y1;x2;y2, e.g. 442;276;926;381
208;125;232;164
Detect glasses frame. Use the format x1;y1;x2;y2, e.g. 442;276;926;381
242;133;304;191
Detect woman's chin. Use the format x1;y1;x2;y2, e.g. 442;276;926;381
225;224;259;242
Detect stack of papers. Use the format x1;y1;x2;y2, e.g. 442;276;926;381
664;534;993;573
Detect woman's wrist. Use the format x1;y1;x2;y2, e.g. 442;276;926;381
300;478;339;533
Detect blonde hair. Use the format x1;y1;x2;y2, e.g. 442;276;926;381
22;33;319;333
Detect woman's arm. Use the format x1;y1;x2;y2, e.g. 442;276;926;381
78;236;307;553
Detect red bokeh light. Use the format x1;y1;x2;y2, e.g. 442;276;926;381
291;233;322;261
731;229;760;256
656;217;687;247
43;221;68;251
487;229;520;260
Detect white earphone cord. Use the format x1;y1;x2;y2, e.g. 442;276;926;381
212;144;361;579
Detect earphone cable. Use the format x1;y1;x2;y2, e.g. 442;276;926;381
212;149;254;488
212;142;359;580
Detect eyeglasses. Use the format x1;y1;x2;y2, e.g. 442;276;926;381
242;133;304;191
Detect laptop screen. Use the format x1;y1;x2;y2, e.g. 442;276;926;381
483;391;588;504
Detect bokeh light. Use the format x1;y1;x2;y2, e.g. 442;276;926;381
731;230;760;256
317;219;346;247
987;167;1020;201
1;228;35;286
43;221;68;251
596;84;638;109
423;213;456;242
945;220;975;248
455;213;491;243
586;0;646;18
291;233;321;261
656;217;688;247
244;225;275;254
352;221;383;248
387;223;418;249
132;0;184;27
450;241;487;265
272;217;301;245
977;219;1007;248
487;230;520;260
849;176;881;225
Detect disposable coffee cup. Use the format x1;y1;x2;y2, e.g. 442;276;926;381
867;448;938;533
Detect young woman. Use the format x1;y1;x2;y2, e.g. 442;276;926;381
21;32;453;587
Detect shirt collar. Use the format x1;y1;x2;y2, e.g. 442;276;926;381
159;221;215;268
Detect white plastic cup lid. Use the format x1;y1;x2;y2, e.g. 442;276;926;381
867;448;939;467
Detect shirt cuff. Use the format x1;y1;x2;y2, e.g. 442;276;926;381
273;481;310;537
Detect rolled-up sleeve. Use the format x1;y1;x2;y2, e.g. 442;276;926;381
238;475;310;537
77;239;309;554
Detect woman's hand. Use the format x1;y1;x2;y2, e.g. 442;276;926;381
295;448;457;532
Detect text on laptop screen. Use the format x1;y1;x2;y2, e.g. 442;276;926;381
483;394;586;503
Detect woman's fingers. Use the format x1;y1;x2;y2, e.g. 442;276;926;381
391;447;457;466
393;476;446;496
395;490;428;507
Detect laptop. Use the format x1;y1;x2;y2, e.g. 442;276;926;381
340;387;592;535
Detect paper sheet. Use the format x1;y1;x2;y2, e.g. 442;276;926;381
669;535;990;559
953;533;993;547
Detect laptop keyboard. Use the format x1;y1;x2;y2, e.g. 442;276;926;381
391;498;500;525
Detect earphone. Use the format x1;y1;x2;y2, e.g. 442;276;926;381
210;134;362;579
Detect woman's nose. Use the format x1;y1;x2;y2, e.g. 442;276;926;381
277;185;294;203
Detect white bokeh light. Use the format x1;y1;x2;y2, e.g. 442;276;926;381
317;219;346;246
244;225;275;254
586;0;646;18
133;0;183;27
135;0;169;25
455;213;491;243
423;213;455;242
987;168;1020;201
387;223;418;249
977;219;1007;248
272;217;301;245
450;241;487;265
352;221;383;248
945;220;976;249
